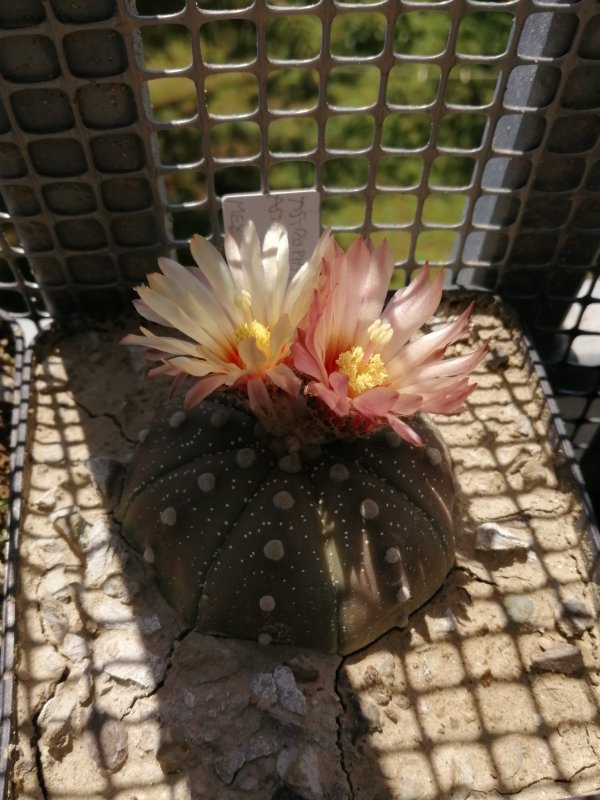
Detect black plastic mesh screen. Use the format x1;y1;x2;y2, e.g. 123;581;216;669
0;0;599;459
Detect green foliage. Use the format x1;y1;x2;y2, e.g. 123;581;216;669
140;4;510;261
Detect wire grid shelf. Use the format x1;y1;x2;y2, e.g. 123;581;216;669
0;0;599;459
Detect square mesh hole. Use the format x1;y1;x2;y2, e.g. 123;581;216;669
381;113;431;151
266;16;322;61
268;118;317;155
372;194;417;227
200;20;257;66
206;72;258;116
387;64;441;108
268;68;319;112
325;115;375;152
146;77;198;122
330;12;386;58
327;66;380;109
139;25;192;70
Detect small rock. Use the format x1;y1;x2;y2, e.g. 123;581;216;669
50;506;87;552
277;746;322;800
214;750;245;784
245;727;281;761
475;522;531;553
358;698;382;733
556;596;595;637
38;682;78;759
35;487;58;511
531;642;583;675
84;711;128;774
286;655;319;683
61;633;89;662
530;643;584;675
250;673;278;711
503;594;534;625
274;666;306;717
40;598;69;646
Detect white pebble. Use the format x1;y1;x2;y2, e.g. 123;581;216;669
279;454;301;473
264;539;285;561
210;409;229;428
258;633;272;646
236;448;256;468
169;411;185;428
259;595;276;612
273;491;294;510
160;507;177;526
138;428;148;443
198;472;216;492
329;463;350;483
360;499;379;520
143;547;155;564
385;547;401;564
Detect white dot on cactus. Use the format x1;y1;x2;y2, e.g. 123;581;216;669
397;585;411;602
263;539;285;560
143;547;155;563
279;454;301;473
169;411;185;428
273;490;294;510
426;447;442;467
329;463;350;483
360;499;379;519
236;448;256;468
138;428;148;443
385;430;402;448
259;595;276;612
198;472;216;492
258;632;272;646
385;547;401;564
160;507;177;526
210;409;229;428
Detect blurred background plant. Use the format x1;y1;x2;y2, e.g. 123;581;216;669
138;0;513;266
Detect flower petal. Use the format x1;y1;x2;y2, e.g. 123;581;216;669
267;363;302;396
189;234;237;310
237;336;267;371
247;376;272;416
382;263;443;352
308;380;351;416
184;371;240;410
385;414;424;447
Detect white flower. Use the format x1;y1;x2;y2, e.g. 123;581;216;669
123;221;332;413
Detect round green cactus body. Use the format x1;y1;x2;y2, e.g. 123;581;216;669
117;400;457;655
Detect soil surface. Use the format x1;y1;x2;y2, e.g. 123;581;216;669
9;295;600;800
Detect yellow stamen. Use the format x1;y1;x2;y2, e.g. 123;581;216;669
367;318;393;346
336;346;388;395
235;320;271;359
234;289;252;312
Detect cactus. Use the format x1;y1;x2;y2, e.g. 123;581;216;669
117;398;456;655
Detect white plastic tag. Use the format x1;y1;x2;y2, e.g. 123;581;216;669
222;190;320;271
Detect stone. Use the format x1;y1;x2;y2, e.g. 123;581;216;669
214;749;246;784
503;594;534;625
38;682;79;759
50;506;87;552
530;643;584;675
277;746;322;800
358;698;383;733
84;711;128;774
95;630;165;691
250;672;278;711
61;633;90;662
273;666;306;717
475;522;531;553
40;598;69;646
34;487;58;511
556;596;595;637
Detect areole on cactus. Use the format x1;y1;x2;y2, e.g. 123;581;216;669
118;221;486;654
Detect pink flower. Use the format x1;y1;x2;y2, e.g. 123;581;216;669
122;222;332;415
292;238;487;446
